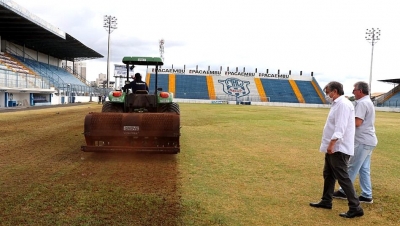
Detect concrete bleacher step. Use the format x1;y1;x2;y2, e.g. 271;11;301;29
4;53;37;75
11;55;87;87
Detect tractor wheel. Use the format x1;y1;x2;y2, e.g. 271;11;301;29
161;103;180;114
102;101;124;113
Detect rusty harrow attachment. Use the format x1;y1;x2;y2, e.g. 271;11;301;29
81;112;180;153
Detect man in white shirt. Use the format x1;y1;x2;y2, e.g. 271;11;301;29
333;81;378;203
310;81;364;218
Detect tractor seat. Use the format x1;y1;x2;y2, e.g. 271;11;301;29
135;90;149;94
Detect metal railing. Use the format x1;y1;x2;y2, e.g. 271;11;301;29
63;66;92;86
377;100;400;108
3;43;105;96
5;44;64;87
0;68;50;89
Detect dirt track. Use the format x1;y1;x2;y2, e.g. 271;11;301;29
0;103;180;225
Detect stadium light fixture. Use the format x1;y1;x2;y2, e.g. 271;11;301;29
365;28;381;98
103;15;118;91
159;39;165;61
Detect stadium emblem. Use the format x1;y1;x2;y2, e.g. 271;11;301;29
218;78;250;98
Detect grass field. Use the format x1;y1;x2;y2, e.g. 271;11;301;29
0;103;399;225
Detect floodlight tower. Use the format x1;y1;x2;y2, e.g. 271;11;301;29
159;39;165;62
103;15;118;90
365;28;381;97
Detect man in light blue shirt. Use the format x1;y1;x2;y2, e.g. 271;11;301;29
310;81;364;218
333;81;378;203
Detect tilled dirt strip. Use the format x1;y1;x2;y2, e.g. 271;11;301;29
0;103;181;225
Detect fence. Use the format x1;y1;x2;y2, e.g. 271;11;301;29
0;69;50;89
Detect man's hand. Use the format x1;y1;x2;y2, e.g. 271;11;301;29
327;139;338;154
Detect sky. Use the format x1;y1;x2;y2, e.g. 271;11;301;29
10;0;400;96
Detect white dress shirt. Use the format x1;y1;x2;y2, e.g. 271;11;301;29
320;95;355;155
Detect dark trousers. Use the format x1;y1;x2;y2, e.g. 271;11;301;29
321;152;361;211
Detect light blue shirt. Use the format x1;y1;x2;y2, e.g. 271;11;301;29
320;95;355;155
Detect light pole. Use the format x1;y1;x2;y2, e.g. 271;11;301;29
159;39;164;69
159;39;165;62
365;28;381;97
103;15;117;92
67;83;70;103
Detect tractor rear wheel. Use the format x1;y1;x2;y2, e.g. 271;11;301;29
102;101;124;113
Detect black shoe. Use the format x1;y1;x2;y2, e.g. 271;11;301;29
339;209;364;218
359;196;373;204
333;190;347;199
309;201;332;209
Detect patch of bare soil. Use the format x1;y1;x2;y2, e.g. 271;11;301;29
0;103;181;225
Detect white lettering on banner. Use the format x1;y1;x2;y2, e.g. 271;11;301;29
114;64;127;70
211;100;228;104
151;68;186;73
114;64;129;77
259;73;290;79
224;71;255;76
188;70;221;75
145;67;293;79
115;71;127;75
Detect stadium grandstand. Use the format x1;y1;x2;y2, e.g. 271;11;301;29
144;67;329;105
143;66;400;108
375;78;400;107
2;0;400;109
0;0;104;108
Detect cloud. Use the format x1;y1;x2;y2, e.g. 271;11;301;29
11;0;400;95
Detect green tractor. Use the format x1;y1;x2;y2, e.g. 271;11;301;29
103;56;178;113
81;56;181;153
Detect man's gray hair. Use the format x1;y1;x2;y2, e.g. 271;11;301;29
354;81;369;95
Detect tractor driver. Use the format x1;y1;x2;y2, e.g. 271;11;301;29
123;73;149;93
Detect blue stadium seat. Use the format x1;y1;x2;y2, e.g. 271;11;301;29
148;73;209;99
148;73;169;93
175;75;209;99
296;80;323;104
260;79;298;103
382;92;400;107
12;55;86;87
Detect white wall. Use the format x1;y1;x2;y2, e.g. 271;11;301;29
175;98;400;112
0;92;4;107
5;41;59;66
